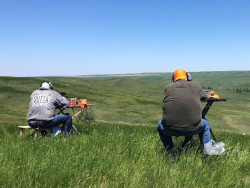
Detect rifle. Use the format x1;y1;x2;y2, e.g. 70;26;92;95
57;91;90;113
57;91;94;134
59;92;73;98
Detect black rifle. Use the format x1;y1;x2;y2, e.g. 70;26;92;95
58;91;73;98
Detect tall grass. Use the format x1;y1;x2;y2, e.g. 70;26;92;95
1;122;249;187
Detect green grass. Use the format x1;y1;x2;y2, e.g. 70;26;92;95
0;71;250;187
0;122;250;187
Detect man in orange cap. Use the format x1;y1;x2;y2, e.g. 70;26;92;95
157;69;225;155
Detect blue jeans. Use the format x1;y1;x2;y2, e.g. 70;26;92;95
39;114;73;135
157;119;210;149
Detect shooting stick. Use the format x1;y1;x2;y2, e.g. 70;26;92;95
72;110;82;135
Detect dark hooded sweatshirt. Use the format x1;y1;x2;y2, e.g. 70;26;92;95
162;79;207;132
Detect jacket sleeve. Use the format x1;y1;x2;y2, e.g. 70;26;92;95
55;92;69;108
193;82;208;99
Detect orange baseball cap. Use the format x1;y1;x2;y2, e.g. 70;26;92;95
173;69;187;82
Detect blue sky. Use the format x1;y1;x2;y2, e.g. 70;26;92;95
0;0;249;76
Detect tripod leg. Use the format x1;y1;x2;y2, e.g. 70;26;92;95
72;125;81;135
210;128;217;142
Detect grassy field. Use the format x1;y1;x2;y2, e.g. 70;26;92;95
1;122;250;187
0;71;250;187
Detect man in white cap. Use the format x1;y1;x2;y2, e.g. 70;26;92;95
27;81;73;136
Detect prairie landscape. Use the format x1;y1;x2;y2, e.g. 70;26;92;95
0;71;250;187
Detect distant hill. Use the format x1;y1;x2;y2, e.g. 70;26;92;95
78;71;250;90
0;71;249;133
